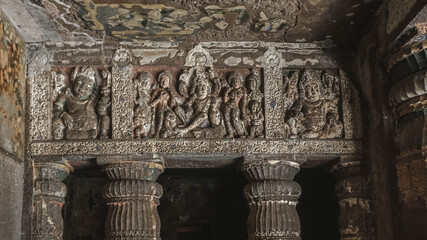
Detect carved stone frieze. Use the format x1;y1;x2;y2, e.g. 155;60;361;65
52;67;111;140
131;66;264;139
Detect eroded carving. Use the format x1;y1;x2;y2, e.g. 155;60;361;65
52;67;111;140
150;71;178;138
284;69;343;139
133;72;153;139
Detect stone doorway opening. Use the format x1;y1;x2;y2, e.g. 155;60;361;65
157;168;248;240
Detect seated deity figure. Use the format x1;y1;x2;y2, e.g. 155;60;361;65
175;80;211;137
134;72;153;138
150;71;177;138
287;70;340;138
53;67;99;139
223;71;248;138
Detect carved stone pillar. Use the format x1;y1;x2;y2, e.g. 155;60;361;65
387;24;427;239
32;162;70;240
100;157;164;240
332;160;375;240
242;160;301;240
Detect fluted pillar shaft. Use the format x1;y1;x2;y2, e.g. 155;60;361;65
387;25;427;239
32;162;70;240
102;160;164;240
332;161;375;240
242;160;301;240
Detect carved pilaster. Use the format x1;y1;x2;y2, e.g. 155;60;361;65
262;47;286;138
112;48;134;139
28;46;52;141
32;162;70;240
242;160;301;240
332;161;375;240
100;158;164;240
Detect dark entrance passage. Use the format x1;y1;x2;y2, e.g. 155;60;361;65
158;168;248;240
295;166;340;240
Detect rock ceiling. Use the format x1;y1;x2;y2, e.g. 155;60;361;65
32;0;384;47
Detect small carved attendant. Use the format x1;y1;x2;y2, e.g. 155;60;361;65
248;100;264;138
223;71;248;138
134;72;153;138
284;71;299;107
178;68;193;99
98;70;112;139
150;71;177;138
53;67;99;139
247;68;263;104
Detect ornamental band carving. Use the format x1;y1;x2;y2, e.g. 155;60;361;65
27;45;363;159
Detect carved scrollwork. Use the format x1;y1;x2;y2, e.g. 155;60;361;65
283;69;343;139
52;67;111;140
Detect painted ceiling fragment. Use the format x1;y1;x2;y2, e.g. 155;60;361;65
70;0;298;40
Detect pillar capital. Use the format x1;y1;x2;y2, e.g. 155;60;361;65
101;156;164;240
242;158;301;240
32;162;71;240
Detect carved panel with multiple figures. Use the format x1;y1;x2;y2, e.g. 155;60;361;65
132;67;264;139
51;67;112;140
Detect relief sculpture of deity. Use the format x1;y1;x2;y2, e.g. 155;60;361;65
52;67;111;140
284;69;343;139
131;67;265;139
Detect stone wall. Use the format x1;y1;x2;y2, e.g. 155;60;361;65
352;0;426;239
0;9;25;240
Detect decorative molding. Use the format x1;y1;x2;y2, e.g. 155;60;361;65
30;139;363;157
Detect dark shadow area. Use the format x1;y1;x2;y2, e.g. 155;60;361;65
295;165;340;240
158;168;248;240
63;169;107;240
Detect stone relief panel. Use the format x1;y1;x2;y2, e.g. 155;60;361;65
51;67;111;140
132;67;264;139
282;69;344;139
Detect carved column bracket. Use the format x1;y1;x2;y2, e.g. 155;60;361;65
32;162;70;240
100;157;165;240
331;160;375;240
242;160;301;240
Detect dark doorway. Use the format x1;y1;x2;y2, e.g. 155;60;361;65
295;165;340;240
157;168;248;240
